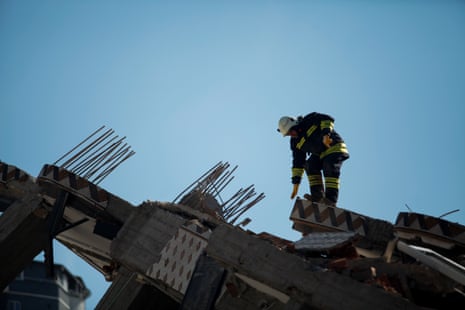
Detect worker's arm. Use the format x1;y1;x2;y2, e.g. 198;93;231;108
291;144;306;199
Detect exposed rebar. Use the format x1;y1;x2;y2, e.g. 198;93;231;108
174;161;265;224
53;126;135;184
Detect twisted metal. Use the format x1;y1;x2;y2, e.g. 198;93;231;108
53;126;135;185
173;161;265;224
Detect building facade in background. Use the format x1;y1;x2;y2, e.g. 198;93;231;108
1;261;90;310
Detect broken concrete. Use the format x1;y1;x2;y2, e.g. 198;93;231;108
1;160;464;309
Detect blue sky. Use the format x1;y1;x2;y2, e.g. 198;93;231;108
2;1;465;308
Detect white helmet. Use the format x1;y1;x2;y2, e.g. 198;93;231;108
277;116;298;136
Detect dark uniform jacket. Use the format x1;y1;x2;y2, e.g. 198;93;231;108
290;112;349;184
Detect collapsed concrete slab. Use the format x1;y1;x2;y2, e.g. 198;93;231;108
2;158;465;309
0;162;49;289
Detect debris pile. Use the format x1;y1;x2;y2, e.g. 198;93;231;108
287;197;465;309
1;126;464;309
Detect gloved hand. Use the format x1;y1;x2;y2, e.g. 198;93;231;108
290;184;300;199
323;134;333;148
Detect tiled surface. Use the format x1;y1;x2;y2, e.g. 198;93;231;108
290;198;368;236
294;231;357;251
394;212;465;248
0;162;31;183
37;164;110;208
146;220;211;294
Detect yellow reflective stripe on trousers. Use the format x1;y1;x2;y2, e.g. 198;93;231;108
308;174;323;185
292;168;304;177
325;177;340;189
320;143;348;159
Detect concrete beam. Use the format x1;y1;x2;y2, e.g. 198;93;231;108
206;224;420;310
110;201;187;274
96;267;178;310
0;187;49;290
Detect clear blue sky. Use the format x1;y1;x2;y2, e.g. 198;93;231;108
2;1;465;308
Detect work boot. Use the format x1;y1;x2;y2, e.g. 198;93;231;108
309;188;324;203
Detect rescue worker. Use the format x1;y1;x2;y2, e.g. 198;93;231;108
277;112;349;206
